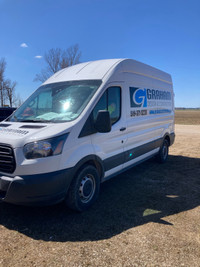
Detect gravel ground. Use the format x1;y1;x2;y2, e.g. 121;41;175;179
0;124;200;267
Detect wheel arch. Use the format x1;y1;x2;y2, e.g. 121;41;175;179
163;132;174;146
71;155;105;183
163;133;170;146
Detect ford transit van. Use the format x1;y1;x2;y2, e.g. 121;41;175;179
0;59;175;211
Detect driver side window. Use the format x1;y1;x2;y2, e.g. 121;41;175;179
93;86;121;125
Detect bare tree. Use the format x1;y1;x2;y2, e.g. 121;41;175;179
5;80;17;107
60;44;81;68
13;92;23;107
34;44;81;83
45;48;62;73
0;58;6;106
0;58;6;81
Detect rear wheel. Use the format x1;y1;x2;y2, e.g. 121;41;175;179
157;139;169;163
65;165;100;212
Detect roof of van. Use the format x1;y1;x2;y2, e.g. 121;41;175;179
43;58;172;85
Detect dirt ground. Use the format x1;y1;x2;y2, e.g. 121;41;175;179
175;109;200;125
0;124;200;267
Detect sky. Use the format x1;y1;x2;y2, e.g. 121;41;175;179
0;0;200;108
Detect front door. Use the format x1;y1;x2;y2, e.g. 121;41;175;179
91;84;127;180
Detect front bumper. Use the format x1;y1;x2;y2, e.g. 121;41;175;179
0;168;73;206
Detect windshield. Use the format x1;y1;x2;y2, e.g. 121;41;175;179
8;80;102;123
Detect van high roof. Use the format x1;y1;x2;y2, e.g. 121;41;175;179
43;58;172;85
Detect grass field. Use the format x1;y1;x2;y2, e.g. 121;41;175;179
175;109;200;125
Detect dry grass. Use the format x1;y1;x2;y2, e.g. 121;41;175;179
175;109;200;125
0;123;200;266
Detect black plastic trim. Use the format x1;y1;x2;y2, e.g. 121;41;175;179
0;144;16;173
103;137;163;172
0;124;11;127
78;114;96;138
20;125;46;129
103;154;157;182
124;140;157;164
104;152;125;171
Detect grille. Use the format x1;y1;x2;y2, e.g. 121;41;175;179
0;144;16;173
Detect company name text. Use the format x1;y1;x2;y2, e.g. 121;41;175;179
146;89;171;100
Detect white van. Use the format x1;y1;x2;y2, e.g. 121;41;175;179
0;59;175;211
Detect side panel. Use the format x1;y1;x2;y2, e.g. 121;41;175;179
122;72;174;169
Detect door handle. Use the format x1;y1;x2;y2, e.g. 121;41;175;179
120;127;126;131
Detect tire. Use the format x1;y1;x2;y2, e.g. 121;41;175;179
157;139;169;163
65;165;100;212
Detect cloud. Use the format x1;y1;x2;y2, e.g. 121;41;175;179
20;43;28;48
35;55;43;59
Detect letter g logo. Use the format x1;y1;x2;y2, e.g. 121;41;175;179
129;87;147;108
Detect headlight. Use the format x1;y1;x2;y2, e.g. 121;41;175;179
23;133;69;159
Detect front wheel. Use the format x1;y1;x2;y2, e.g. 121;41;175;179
65;165;100;212
157;139;169;163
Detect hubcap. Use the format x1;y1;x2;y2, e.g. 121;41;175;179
79;174;96;203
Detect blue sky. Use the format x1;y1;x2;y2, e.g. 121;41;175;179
0;0;200;107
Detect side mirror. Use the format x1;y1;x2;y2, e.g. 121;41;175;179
95;110;111;133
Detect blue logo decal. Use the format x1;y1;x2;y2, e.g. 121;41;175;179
130;87;147;108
